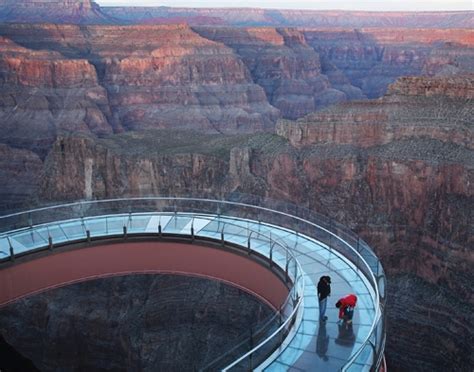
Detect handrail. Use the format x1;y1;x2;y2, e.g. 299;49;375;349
223;272;304;371
0;196;385;370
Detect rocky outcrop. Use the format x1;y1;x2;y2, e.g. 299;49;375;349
0;36;115;156
2;1;472;29
0;144;42;212
0;274;275;371
0;0;116;24
0;24;471;143
0;24;279;136
386;275;473;371
39;132;232;201
195;27;350;118
303;29;474;98
276;76;474;149
101;7;474;29
387;75;474;99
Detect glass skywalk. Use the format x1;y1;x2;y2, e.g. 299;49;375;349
0;197;386;371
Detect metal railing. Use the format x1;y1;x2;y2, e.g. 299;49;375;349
0;196;385;371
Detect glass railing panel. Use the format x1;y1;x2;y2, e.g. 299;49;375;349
222;233;249;248
57;220;87;241
126;215;151;233
189;217;214;233
101;215;128;235
221;222;251;237
160;215;188;233
82;217;108;236
197;219;223;234
248;236;272;257
0;237;10;259
10;230;48;253
46;224;69;245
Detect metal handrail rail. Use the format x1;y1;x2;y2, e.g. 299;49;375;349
223;272;304;371
0;196;384;370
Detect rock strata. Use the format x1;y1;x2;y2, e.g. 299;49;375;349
0;0;115;24
195;27;348;118
0;36;115;156
0;24;279;136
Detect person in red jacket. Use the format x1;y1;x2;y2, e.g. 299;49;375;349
335;294;357;324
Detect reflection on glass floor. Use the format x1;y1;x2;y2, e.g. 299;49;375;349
0;213;377;371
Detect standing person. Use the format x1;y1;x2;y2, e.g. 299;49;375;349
335;294;357;324
317;276;331;321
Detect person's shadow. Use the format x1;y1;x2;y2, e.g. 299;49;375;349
316;321;329;361
335;322;356;347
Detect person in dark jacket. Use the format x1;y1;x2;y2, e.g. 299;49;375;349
317;275;331;321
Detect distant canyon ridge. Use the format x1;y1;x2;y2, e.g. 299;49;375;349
0;0;473;28
0;1;473;371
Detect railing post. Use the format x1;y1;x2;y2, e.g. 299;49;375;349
158;224;162;236
278;306;283;343
7;237;14;261
191;221;195;242
247;236;251;254
269;243;274;267
249;329;254;371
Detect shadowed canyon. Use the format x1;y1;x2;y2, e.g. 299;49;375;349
0;1;473;371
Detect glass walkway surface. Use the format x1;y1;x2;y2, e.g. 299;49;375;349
0;197;386;371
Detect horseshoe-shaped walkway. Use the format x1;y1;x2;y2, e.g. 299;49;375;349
0;198;386;371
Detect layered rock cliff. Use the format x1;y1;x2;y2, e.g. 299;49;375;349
303;28;474;98
0;24;279;136
0;0;115;24
102;7;474;29
194;27;351;118
0;35;115;156
3;1;472;28
1;23;470;139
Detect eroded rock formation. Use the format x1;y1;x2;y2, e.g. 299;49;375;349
0;35;115;156
1;23;471;140
0;24;279;135
0;0;115;24
194;27;348;118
